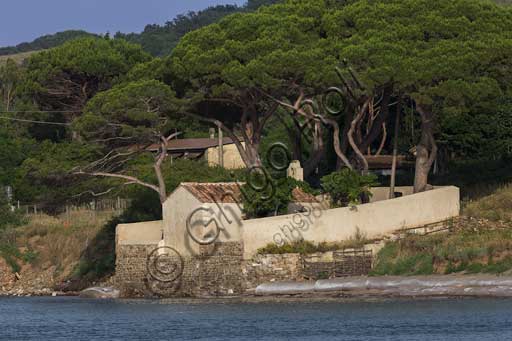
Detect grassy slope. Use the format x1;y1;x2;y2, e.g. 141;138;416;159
464;184;512;222
372;184;512;276
0;51;38;65
0;210;116;291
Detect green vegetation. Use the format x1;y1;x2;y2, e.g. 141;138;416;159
371;182;512;276
113;0;281;56
257;239;370;255
464;184;512;222
241;176;316;218
321;169;378;207
24;37;151;115
0;30;97;56
372;216;512;276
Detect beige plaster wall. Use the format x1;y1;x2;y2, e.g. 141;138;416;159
206;143;245;169
116;220;163;246
370;186;415;202
162;186;244;257
119;186;460;261
241;186;460;259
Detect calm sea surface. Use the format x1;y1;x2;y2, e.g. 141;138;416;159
1;297;512;340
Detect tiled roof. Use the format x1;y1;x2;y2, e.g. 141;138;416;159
179;182;318;204
181;182;243;203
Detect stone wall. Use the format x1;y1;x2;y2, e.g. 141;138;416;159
242;254;303;291
115;242;245;297
115;242;378;297
115;244;157;297
179;242;244;297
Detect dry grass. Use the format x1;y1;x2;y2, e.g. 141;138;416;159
0;51;39;65
257;228;371;255
14;210;116;281
463;184;512;222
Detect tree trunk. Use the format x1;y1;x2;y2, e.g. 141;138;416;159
413;104;437;193
389;99;401;199
303;122;325;178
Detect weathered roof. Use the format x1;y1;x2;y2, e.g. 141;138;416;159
147;138;235;152
179;182;318;204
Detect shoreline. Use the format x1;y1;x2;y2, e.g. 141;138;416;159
5;274;512;300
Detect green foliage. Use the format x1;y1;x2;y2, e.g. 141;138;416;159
117;1;281;56
23;37;151;112
241;175;314;218
0;194;26;231
258;240;319;255
0;58;21;110
372;220;512;276
77;79;179;144
257;237;370;255
324;0;512;160
321;169;377;207
370;244;434;276
12;140;102;206
0;201;34;272
0;30;98;56
172;0;336;98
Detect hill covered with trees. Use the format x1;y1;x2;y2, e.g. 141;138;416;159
0;30;97;56
0;0;281;58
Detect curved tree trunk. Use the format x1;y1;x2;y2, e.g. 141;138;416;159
303;122;325;178
414;104;437;193
348;99;370;174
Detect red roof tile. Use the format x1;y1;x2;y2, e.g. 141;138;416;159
180;182;318;204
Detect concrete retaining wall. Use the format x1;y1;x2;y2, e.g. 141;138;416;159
242;186;460;258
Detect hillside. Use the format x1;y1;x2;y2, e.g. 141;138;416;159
0;30;96;56
370;183;512;276
0;51;39;65
0;0;280;58
114;0;281;56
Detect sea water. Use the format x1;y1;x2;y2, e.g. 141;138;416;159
1;297;511;340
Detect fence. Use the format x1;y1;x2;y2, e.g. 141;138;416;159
303;249;373;280
14;197;131;215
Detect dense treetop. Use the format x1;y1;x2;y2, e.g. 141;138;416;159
22;38;151;113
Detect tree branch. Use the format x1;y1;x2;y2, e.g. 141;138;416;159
74;170;160;195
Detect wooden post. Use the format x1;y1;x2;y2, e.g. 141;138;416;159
389;98;402;199
218;127;224;168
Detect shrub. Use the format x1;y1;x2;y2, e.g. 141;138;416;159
321;169;378;207
0;194;26;231
241;175;316;219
